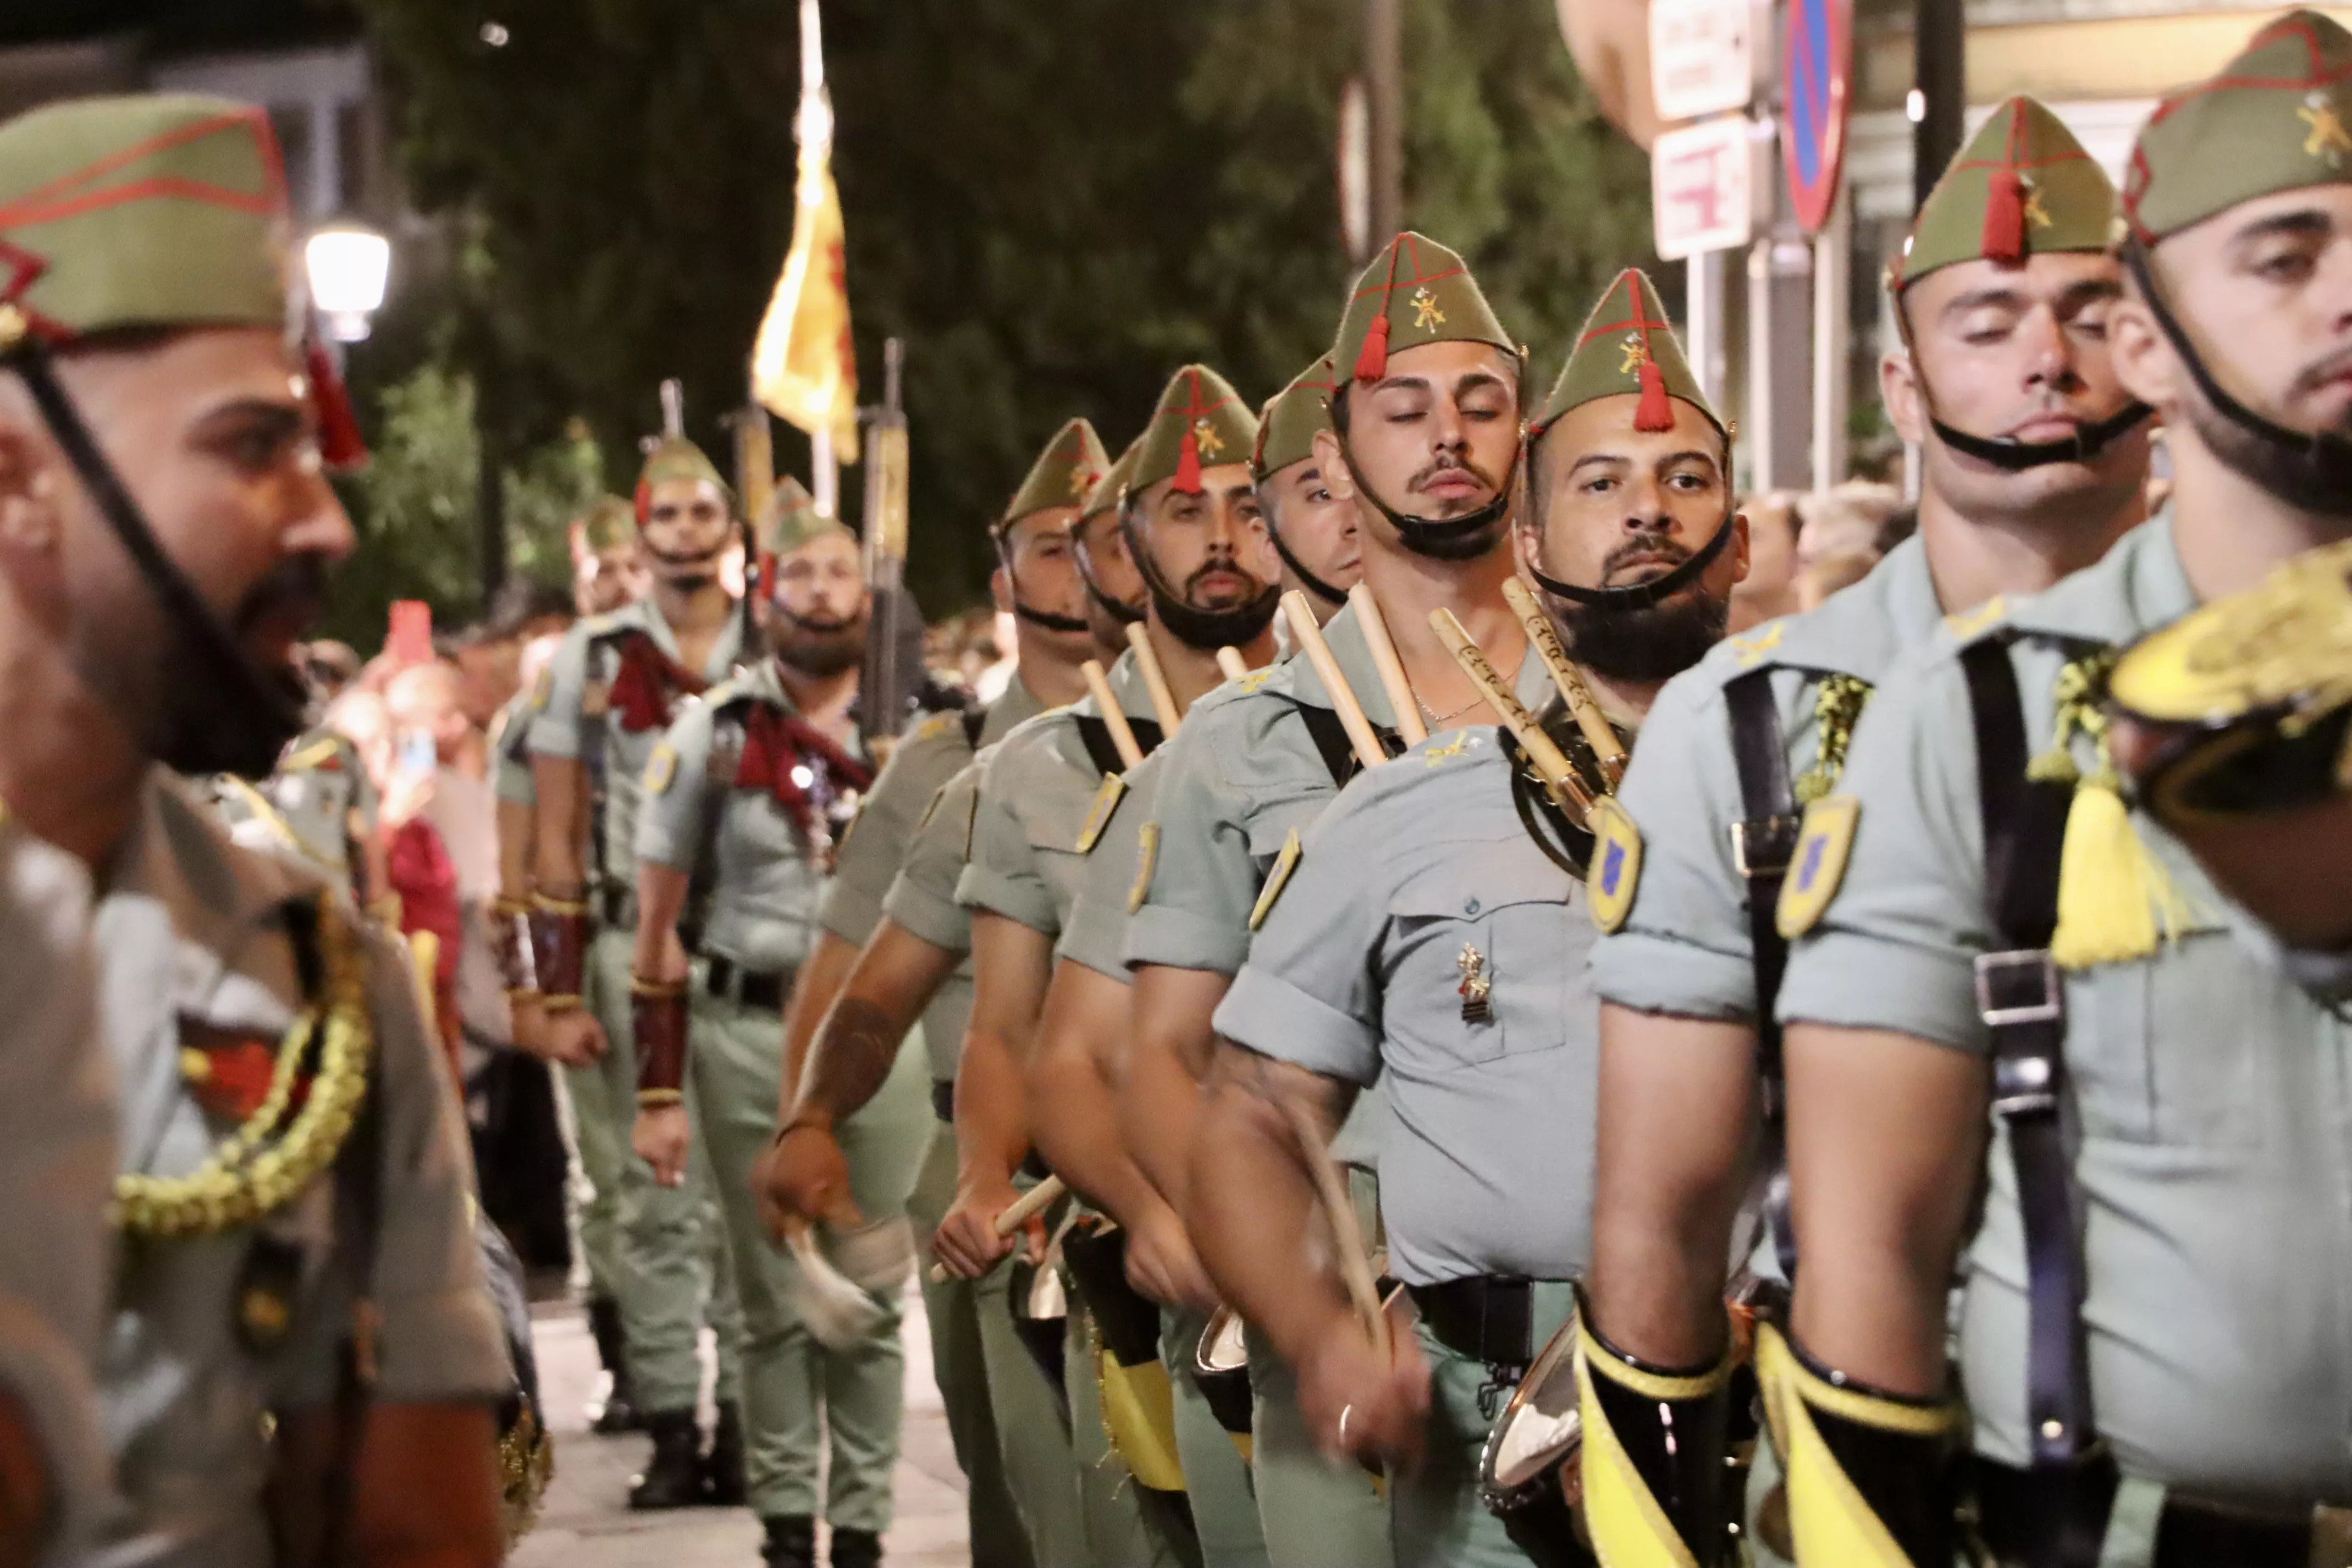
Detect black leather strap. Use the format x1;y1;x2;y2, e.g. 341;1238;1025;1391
1294;705;1402;788
1071;713;1166;779
1406;1275;1535;1367
1723;669;1804;1281
961;703;988;751
1959;638;2114;1568
704;956;787;1013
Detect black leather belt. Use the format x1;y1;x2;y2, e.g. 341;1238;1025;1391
1975;1459;2324;1568
1407;1275;1533;1367
704;957;786;1013
597;884;635;928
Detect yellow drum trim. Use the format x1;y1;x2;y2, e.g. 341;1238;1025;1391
1574;1323;1701;1568
1096;1348;1187;1493
1755;1324;1949;1568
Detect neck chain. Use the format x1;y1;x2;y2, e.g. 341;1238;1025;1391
1416;689;1485;727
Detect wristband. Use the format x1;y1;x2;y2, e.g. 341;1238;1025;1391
632;976;690;1097
490;895;538;993
530;893;590;1001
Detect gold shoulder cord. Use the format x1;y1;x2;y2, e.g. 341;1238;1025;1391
112;893;375;1239
1794;674;1874;805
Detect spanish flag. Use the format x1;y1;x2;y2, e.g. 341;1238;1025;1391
752;0;858;462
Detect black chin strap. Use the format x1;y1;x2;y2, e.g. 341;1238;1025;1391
1117;507;1280;651
2122;237;2352;486
9;336;302;777
1263;508;1348;607
1332;423;1515;559
991;528;1099;635
1892;286;2154;472
1529;504;1738;610
1067;527;1147;627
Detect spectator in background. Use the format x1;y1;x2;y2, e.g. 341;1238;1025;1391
571;494;646;616
447;579;574;734
1728;489;1804;632
1794;479;1905;611
383;659;503;1073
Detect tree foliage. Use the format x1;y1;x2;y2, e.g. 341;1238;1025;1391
355;0;1654;612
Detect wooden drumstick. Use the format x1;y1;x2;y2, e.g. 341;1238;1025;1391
1280;592;1387;772
1501;576;1628;786
1430;609;1595;815
1215;646;1250;682
1125;622;1184;734
1279;1098;1390;1357
926;1174;1070;1282
1079;660;1147;769
1347;583;1427;747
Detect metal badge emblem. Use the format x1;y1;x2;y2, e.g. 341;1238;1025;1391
1458;944;1492;1024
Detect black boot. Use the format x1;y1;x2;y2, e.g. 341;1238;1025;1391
585;1296;643;1435
761;1514;816;1568
627;1409;706;1511
700;1400;747;1507
828;1526;883;1568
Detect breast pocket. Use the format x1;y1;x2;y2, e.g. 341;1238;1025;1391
1386;856;1576;1071
2066;920;2270;1148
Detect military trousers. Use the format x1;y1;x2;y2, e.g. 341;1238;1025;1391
910;1116;1103;1568
1241;1326;1394;1568
1161;1305;1270;1568
584;929;741;1413
1065;1292;1197;1567
693;978;932;1529
1393;1281;1579;1568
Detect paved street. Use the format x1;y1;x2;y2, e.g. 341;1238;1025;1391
514;1291;974;1567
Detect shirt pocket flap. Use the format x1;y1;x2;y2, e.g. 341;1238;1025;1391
1386;852;1567;922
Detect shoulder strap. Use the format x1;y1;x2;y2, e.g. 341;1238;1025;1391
962;703;987;751
1957;638;2114;1551
1293;705;1402;788
1722;669;1804;1282
1071;714;1169;777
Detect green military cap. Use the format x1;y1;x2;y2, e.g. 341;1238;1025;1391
1131;365;1259;497
635;436;731;522
1896;96;2116;289
2124;10;2352;244
1333;231;1515;387
1082;436;1143;522
1533;267;1719;436
0;94;291;345
756;475;848;559
1001;417;1110;530
1252;357;1335;480
574;494;638;552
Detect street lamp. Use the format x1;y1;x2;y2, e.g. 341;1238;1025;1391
305;223;390;343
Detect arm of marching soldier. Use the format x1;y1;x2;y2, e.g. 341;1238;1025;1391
526;622;604;1068
1769;652;1994;1568
934;910;1050;1279
628;704;717;1188
1190;798;1425;1471
269;925;510;1568
492;693;546;1061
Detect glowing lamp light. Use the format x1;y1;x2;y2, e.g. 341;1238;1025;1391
305;225;391;342
790;765;816;789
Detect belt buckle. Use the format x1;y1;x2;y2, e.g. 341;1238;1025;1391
1732;816;1801;880
1974;948;2063;1028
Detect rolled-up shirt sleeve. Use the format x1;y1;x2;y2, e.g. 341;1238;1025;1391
632;701;717;876
1125;717;1259;976
955;746;1057;936
885;760;985;955
1212;806;1385;1087
527;623;594;762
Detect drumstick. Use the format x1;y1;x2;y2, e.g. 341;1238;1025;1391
1279;1097;1390;1358
1215;646;1250;682
1347;583;1427;747
926;1174;1069;1282
1430;609;1595;815
1281;592;1387;772
1125;622;1184;734
1501;576;1627;786
1079;660;1147;769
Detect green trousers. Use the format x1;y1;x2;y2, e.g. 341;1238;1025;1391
694;979;932;1530
1066;1297;1197;1567
1243;1326;1393;1568
584;930;741;1413
1161;1306;1270;1568
1393;1282;1579;1568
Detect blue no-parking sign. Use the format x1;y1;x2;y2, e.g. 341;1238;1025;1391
1779;0;1852;234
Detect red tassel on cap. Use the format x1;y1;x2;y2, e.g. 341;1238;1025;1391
1173;426;1205;494
305;339;367;472
1634;355;1674;432
1982;169;2028;264
1353;309;1391;384
633;479;652;525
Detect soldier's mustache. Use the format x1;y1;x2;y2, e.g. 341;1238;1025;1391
233;554;331;643
1601;537;1692;584
643;539;728;567
2286;342;2352;418
1409;455;1499;495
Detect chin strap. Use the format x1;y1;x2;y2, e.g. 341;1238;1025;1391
1332;424;1515;560
1067;526;1148;627
1528;502;1739;612
1263;510;1348;607
2122;237;2352;491
6;333;303;778
1116;506;1280;651
991;528;1096;635
1891;288;2153;473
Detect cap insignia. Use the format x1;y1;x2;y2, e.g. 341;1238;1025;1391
1069;465;1098;497
1412;286;1446;330
1192;417;1225;459
2300;102;2351;164
2022;181;2053;230
1618;335;1648;375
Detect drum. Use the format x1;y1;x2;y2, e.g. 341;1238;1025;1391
1061;1219;1187;1495
1477;1311;1594;1568
1007;1251;1070;1430
478;1220;554;1548
1191;1305;1255;1455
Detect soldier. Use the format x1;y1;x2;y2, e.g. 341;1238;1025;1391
945;363;1281;1568
0;93;509;1562
623;481;919;1568
1190;269;1743;1568
575;492;649;616
1123;233;1552;1568
1250;357;1362;626
759;417;1125;1568
1579;98;2150;1563
1765;17;2352;1562
527;432;746;1507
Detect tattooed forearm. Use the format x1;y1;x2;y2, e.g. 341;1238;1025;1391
801;998;904;1121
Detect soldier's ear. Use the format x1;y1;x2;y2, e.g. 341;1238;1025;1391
1309;427;1357;501
1879;348;1929;448
989;563;1012;615
0;408;63;557
2105;293;2175;414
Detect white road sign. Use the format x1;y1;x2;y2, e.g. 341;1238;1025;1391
1652;115;1755;260
1649;0;1755;123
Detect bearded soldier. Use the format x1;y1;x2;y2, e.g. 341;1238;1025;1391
0;93;509;1564
528;433;746;1508
1580;98;2150;1564
1766;18;2352;1563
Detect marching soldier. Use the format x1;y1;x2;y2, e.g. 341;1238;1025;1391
0;93;509;1562
1128;233;1553;1568
1250;357;1363;626
528;432;746;1507
625;482;923;1568
760;417;1125;1568
1766;17;2352;1563
947;363;1282;1568
1580;97;2150;1563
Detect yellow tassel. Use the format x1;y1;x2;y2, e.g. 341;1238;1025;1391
2050;769;2190;969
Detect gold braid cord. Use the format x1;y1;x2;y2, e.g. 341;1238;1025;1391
1794;674;1874;805
112;894;375;1239
498;1406;555;1544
